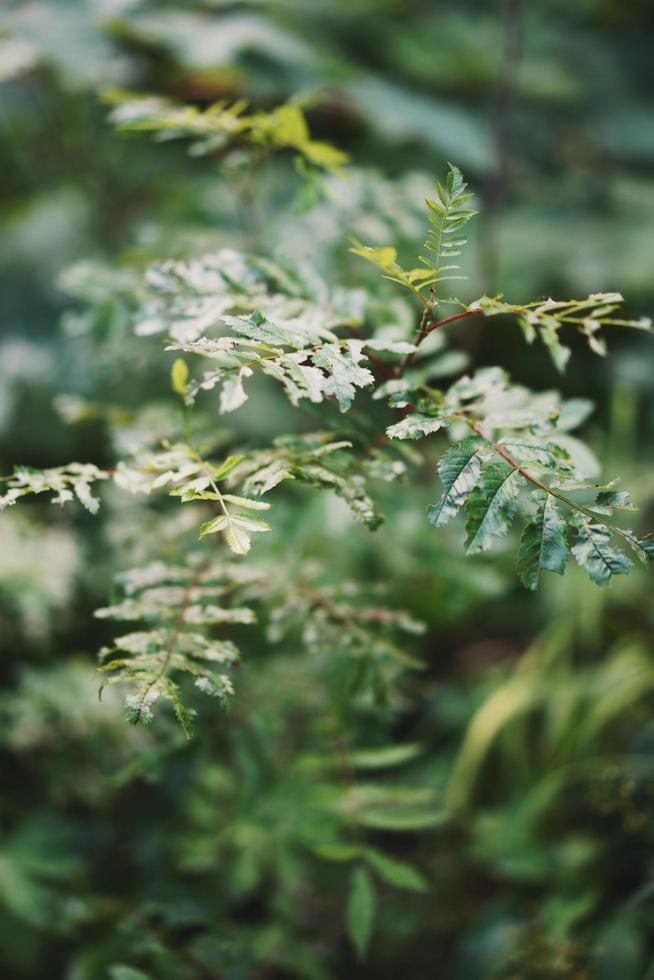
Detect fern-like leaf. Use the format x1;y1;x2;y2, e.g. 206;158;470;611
420;163;478;293
95;558;257;735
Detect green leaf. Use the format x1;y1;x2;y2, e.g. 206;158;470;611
310;343;374;412
346;867;376;961
108;967;154;980
356;809;447;831
348;242;399;272
198;511;270;554
348;238;427;298
477;293;652;370
230;514;272;533
386;414;443;440
221;494;271;510
572;519;633;586
312;843;361;862
623;532;654;564
212;455;245;481
364;849;429;892
199;514;229;539
421;163;478;287
350;743;422;769
428;436;483;527
516;491;570;590
219;369;251;413
0;852;53;927
170;357;189;397
224;310;337;349
464;463;524;554
539;319;571;373
224;518;254;556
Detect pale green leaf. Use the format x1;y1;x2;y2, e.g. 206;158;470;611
199;515;228;539
108;967;153;980
346;867;376;961
572;519;632;586
386;414;443;440
350;743;422;769
364;849;429;893
310;343;374;411
221;494;271;511
428;436;483;527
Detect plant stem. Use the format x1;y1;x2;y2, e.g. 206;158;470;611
425;308;480;335
132;561;209;723
397;305;433;376
463;417;635;544
396;307;481;378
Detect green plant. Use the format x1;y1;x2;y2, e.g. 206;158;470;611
2;81;654;972
2;102;652;738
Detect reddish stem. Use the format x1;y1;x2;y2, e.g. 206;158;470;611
425;308;480;335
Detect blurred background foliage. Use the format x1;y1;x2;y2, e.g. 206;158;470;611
1;1;654;977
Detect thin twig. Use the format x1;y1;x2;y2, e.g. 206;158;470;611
132;561;210;723
425;308;480;335
463;416;635;543
397;305;432;376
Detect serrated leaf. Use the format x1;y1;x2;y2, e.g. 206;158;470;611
199;515;229;539
221;494;271;510
623;532;654;564
346;867;376;961
230;514;272;533
572;519;633;586
386;414;443;440
595;490;637;512
517;491;570;590
224;310;337;349
428;436;483;527
464;463;525;554
421;163;478;286
310;343;374;412
219;368;251;413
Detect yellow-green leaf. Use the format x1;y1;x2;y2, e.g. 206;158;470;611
170;358;189;397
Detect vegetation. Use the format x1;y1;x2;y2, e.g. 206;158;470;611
1;2;654;978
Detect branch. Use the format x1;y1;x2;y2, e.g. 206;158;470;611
397;306;431;376
130;561;209;724
463;416;637;545
425;308;480;335
395;307;480;378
